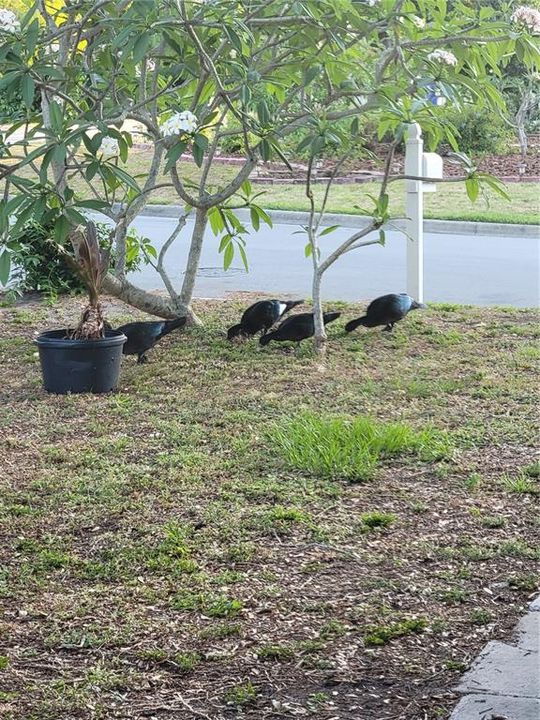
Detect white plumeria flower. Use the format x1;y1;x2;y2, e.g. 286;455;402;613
0;9;20;33
366;0;379;5
511;6;540;34
412;15;426;28
160;111;198;137
428;49;458;66
99;136;120;158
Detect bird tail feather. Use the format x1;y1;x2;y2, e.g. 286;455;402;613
323;312;341;325
285;299;304;312
345;316;367;333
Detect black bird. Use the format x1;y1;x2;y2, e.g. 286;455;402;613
227;299;304;340
116;317;187;363
345;293;426;333
259;312;341;347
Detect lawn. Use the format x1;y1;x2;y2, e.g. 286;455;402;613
124;149;540;224
0;295;539;720
5;146;540;224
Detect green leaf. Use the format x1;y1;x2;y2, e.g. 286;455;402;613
21;75;35;109
241;180;252;197
465;177;479;202
218;233;231;253
250;206;260;231
192;142;204;167
304;243;312;258
208;207;224;235
223;242;234;270
379;230;386;246
259;138;271;161
164;140;188;172
319;224;340;237
133;32;152;63
0;249;11;286
25;19;39;55
76;199;109;210
54;215;71;245
48;101;63;133
237;243;249;272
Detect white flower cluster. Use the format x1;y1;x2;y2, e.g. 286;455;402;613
427;49;458;66
412;15;426;28
99;136;120;158
0;8;20;33
160;111;198;137
511;6;540;33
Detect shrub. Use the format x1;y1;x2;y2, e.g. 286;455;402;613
10;220;154;297
443;107;511;155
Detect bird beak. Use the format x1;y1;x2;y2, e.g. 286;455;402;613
413;301;427;310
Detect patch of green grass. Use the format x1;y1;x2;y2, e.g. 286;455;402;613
172;651;200;673
0;656;9;670
224;680;257;706
360;511;397;530
508;574;538;592
199;622;242;640
463;472;483;490
470;609;493;625
501;472;539;495
524;461;540;478
171;590;243;618
480;515;506;529
272;412;451;482
364;618;427;647
257;644;295;661
439;588;469;605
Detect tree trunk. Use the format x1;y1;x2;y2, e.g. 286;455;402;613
516;90;533;161
177;206;208;324
103;274;179;318
312;269;327;356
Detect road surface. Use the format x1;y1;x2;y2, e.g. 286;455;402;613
126;216;539;307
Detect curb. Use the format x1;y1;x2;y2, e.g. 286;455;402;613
137;204;540;239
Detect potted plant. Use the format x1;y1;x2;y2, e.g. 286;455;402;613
35;222;126;394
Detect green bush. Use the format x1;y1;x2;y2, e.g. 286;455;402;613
446;107;512;155
10;220;154;297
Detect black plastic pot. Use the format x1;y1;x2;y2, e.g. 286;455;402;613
35;329;127;394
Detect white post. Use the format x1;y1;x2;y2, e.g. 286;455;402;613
405;123;424;302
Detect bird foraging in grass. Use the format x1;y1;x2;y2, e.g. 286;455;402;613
227;299;304;340
259;312;341;348
116;317;186;363
345;293;425;333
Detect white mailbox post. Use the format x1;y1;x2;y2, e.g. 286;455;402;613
404;124;443;302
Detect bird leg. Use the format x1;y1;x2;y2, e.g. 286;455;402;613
383;323;394;332
137;354;149;364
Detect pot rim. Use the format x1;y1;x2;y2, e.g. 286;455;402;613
35;328;127;349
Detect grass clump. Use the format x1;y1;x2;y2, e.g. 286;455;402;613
257;644;295;662
364;618;427;647
271;412;451;482
225;680;257;706
360;511;397;530
501;472;539;495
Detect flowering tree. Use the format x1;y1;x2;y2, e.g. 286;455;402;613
0;1;538;326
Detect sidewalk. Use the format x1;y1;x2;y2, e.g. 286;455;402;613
450;595;540;719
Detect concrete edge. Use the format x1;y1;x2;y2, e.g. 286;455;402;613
136;204;540;238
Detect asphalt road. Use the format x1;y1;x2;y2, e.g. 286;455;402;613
126;215;539;307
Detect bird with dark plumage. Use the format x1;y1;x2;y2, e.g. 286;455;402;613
227;299;304;340
259;311;341;347
116;317;187;363
345;293;426;333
